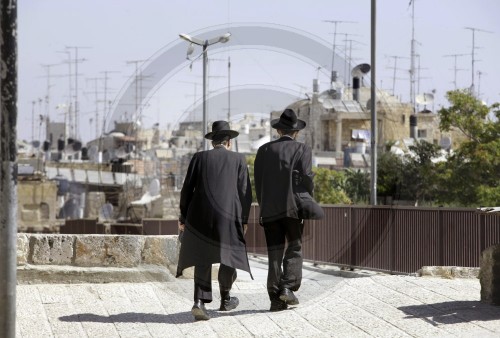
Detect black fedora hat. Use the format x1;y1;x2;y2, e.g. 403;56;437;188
204;120;239;140
271;109;306;131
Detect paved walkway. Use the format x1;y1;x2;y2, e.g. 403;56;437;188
16;257;500;337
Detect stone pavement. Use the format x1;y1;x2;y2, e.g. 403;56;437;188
16;256;500;337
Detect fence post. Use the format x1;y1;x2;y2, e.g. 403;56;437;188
390;207;396;274
480;213;486;253
350;206;356;269
439;208;444;266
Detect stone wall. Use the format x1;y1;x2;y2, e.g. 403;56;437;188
480;244;500;305
17;234;179;270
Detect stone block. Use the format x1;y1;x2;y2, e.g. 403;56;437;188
30;234;74;265
420;266;479;279
74;235;144;267
480;244;500;305
142;236;178;266
17;234;29;265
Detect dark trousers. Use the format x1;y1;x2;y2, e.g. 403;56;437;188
194;264;237;303
263;217;304;299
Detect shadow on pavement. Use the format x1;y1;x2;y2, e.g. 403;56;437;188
398;301;500;324
59;309;268;324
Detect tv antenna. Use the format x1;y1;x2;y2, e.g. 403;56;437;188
443;53;469;89
323;20;356;87
464;26;493;96
386;55;409;96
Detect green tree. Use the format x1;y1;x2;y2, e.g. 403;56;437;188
377;151;405;200
437;90;500;206
344;169;370;204
401;140;442;206
245;154;258;202
312;167;351;204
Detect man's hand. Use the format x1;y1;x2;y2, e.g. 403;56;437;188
243;224;248;235
178;221;185;232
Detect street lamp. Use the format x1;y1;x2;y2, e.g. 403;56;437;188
179;32;231;150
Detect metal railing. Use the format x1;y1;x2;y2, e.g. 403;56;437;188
245;205;500;274
60;205;500;274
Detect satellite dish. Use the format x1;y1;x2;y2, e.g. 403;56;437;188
440;136;451;149
416;93;434;105
64;139;82;156
318;89;336;103
351;63;371;77
109;131;125;138
149;178;160;197
115;143;134;159
322;98;335;109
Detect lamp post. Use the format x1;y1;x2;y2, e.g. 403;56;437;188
179;32;231;150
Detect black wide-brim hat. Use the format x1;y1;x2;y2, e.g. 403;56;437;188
271;108;306;130
204;120;239;140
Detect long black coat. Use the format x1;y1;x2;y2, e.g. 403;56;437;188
177;147;253;278
254;136;314;222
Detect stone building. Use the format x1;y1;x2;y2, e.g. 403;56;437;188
275;80;444;168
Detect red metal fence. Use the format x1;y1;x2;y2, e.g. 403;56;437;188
245;205;500;274
60;205;500;274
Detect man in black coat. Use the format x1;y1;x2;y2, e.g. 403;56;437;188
177;120;253;321
254;108;313;311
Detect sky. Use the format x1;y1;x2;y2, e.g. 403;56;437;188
18;0;500;143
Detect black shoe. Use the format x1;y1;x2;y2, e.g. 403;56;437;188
270;298;288;312
219;295;239;311
279;288;299;306
191;300;210;321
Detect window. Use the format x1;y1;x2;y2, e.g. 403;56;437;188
401;115;406;124
418;129;427;138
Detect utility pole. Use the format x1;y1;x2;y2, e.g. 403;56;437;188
464;27;492;96
323;20;356;87
443;53;468;89
0;2;18;337
409;0;416;113
370;0;377;205
227;56;231;122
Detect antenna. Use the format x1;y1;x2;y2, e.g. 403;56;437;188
323;20;356;87
343;38;365;87
125;59;147;120
100;70;119;135
40;63;62;126
386;55;409;96
409;0;417;115
65;46;91;139
443;53;469;89
464;26;493;96
340;32;361;86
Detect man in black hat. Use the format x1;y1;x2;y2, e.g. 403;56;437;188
177;120;253;321
254;108;313;311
